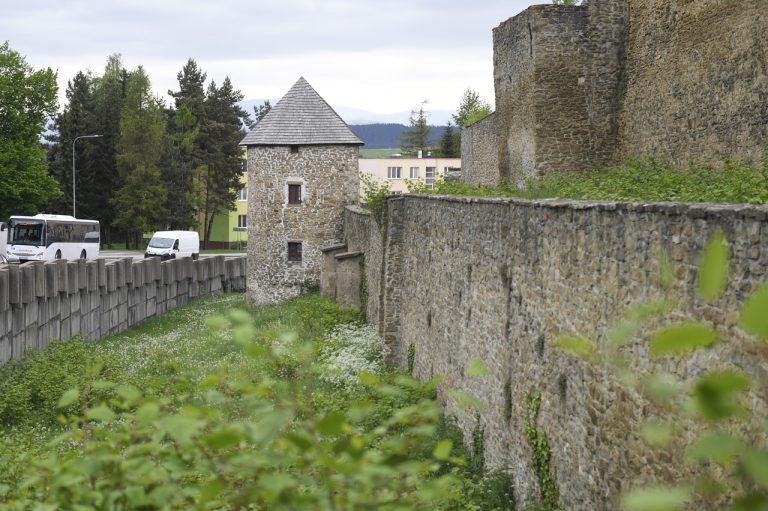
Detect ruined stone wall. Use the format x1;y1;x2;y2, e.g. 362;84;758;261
493;9;537;184
343;206;384;328
620;0;768;164
246;145;359;305
460;113;499;187
340;194;768;509
530;6;592;178
0;256;246;365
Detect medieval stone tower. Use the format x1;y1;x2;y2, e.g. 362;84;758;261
240;77;362;305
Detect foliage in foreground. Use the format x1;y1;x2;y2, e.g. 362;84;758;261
557;232;768;510
419;159;768;205
0;294;514;510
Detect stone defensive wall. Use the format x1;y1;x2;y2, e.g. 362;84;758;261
0;256;246;365
326;195;768;509
476;0;766;186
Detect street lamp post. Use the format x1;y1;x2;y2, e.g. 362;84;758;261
72;134;103;218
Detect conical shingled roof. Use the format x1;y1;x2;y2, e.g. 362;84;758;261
240;77;363;146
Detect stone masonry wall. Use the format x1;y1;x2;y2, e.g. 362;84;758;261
0;256;246;366
246;145;359;305
340;194;768;509
343;206;384;328
493;8;537;184
460;113;499;187
620;0;768;165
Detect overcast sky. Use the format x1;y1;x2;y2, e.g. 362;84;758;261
2;0;536;119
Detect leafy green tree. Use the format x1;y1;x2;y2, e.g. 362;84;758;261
197;77;249;247
0;41;62;219
113;66;168;247
439;122;459;158
111;164;168;248
399;100;432;156
452;89;492;128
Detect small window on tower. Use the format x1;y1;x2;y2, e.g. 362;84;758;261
288;242;302;262
288;184;302;204
291;146;299;154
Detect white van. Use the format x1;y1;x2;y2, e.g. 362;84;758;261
145;231;200;261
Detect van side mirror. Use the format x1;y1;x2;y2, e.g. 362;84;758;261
173;240;179;250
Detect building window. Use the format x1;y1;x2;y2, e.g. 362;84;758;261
238;214;247;228
290;146;299;154
238;187;248;201
288;241;302;262
288;183;302;204
410;167;419;179
425;166;436;189
387;167;402;179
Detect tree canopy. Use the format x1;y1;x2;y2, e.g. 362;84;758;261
0;41;62;219
452;89;492;128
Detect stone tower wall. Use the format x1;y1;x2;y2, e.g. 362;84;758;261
460;113;499;187
246;145;359;305
619;0;768;165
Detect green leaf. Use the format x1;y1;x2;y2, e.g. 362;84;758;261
556;335;595;358
358;372;380;386
433;439;453;461
115;384;141;403
465;358;490;377
622;486;691;511
642;375;681;405
135;403;160;425
607;319;640;347
447;390;485;410
685;433;745;466
697;230;730;301
639;422;674;448
742;451;768;488
86;406;116;422
692;370;751;421
156;415;204;443
200;478;224;503
650;322;718;357
57;388;79;409
203;428;242;450
741;284;768;340
317;411;346;436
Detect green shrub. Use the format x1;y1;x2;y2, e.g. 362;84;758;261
360;172;390;223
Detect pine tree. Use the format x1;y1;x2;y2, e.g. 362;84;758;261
197;77;249;247
439;122;459;158
399;100;432;156
249;100;271;129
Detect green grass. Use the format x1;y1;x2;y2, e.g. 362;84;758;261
360;148;400;158
429;158;768;204
0;293;516;509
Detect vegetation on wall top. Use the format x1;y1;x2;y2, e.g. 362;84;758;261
426;159;768;205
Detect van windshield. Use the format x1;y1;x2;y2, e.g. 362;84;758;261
148;237;173;249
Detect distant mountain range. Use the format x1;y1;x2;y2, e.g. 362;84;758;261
240;99;453;149
349;124;448;149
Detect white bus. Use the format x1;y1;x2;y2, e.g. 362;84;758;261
5;214;100;263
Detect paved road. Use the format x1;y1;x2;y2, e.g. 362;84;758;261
99;250;244;260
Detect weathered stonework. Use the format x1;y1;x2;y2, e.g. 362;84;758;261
246;145;359;304
472;0;765;185
620;0;768;165
460;113;499;186
0;256;246;365
339;195;768;509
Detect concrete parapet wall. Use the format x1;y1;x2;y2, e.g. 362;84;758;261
338;194;768;509
0;256;246;365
